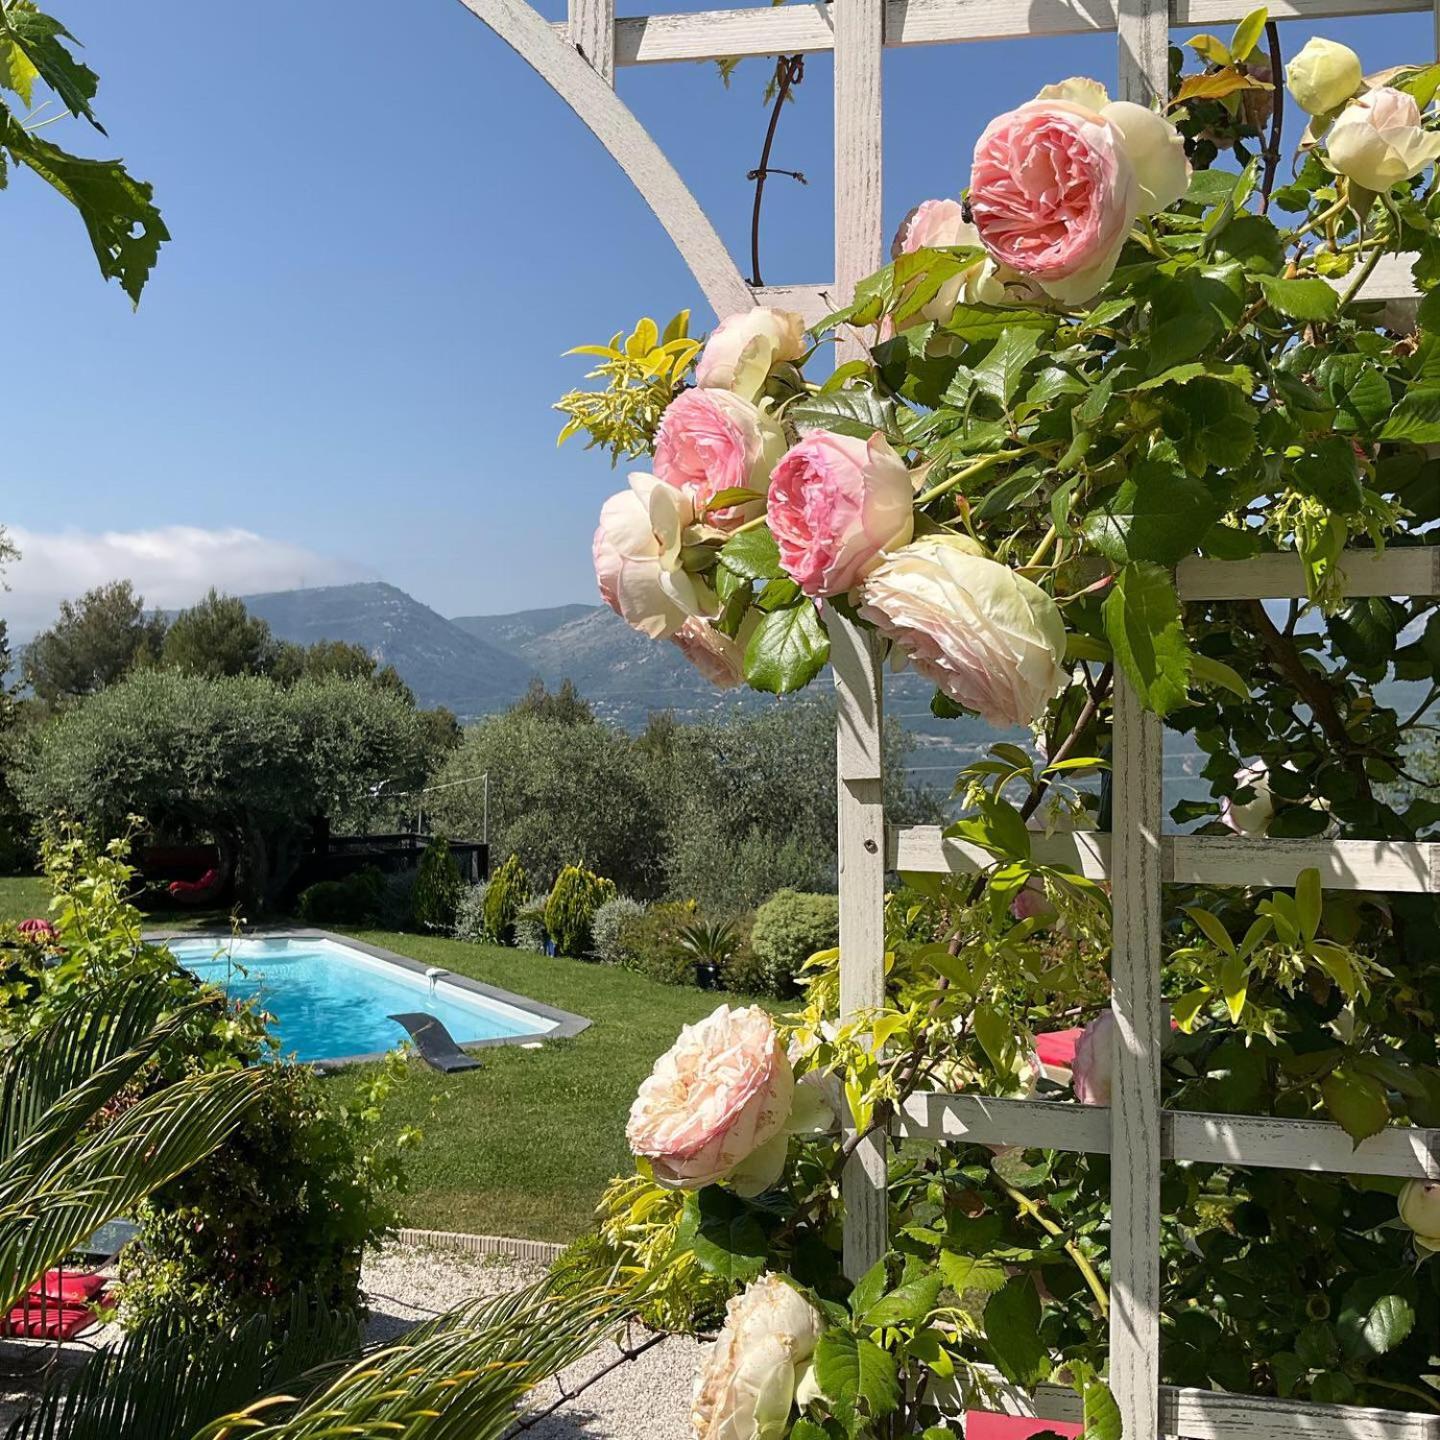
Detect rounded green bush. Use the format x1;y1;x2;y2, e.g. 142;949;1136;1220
750;889;839;996
614;900;699;986
296;866;384;926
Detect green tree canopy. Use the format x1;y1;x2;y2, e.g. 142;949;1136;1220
15;670;426;909
162;589;281;679
20;580;166;706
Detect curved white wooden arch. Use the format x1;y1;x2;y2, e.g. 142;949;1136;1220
453;0;757;318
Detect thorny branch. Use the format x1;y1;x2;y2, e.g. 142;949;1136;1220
749;55;806;287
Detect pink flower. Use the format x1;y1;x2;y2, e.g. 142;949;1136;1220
16;918;58;942
695;307;807;402
653;388;785;529
593;475;717;639
857;536;1068;728
627;1004;795;1194
1071;1009;1116;1106
1010;877;1057;927
970;98;1138;303
768;431;915;598
891;199;1003;324
671;616;745;688
1328;86;1440;192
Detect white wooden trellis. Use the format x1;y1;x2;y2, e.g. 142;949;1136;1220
456;1;1440;1436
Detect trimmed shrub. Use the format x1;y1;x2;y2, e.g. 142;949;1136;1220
482;853;528;945
512;893;550;953
750;889;839;997
452;882;490;943
412;836;463;933
297;866;384;926
591;895;645;965
544;864;616;958
614;900;699;987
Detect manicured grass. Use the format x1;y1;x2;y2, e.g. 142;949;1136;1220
0;874;48;924
325;930;781;1244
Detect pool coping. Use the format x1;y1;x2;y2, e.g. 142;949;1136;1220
145;927;592;1070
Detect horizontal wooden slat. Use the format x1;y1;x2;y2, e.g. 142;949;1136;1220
970;1373;1440;1440
1178;548;1440;601
895;1093;1440;1179
752;282;834;326
582;1;1433;67
889;827;1440;893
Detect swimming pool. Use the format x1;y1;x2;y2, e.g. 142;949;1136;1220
163;933;585;1065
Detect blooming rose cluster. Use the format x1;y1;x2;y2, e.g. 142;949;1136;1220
692;1274;824;1440
1286;38;1440;194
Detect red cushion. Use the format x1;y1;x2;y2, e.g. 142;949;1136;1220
0;1299;103;1341
1034;1028;1083;1068
966;1412;1082;1440
35;1270;105;1304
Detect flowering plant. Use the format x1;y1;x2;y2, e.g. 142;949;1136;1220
562;13;1440;1438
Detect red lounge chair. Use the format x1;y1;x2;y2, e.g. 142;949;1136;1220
966;1413;1082;1440
0;1268;108;1343
167;867;222;903
1034;1028;1084;1071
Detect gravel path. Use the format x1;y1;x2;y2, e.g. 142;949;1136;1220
363;1242;704;1439
1;1243;703;1438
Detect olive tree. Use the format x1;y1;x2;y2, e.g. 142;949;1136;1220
16;670;425;910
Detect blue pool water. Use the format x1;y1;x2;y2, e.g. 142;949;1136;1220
166;936;555;1063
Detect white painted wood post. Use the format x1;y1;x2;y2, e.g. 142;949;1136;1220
1111;14;1169;1440
832;0;888;1285
567;0;614;84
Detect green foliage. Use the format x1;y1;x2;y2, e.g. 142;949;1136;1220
482;853;529;945
21;580;167;706
512;893;550;954
297;866;385;926
590;893;645;966
612;900;699;986
115;1056;412;1339
555;311;701;462
162;589;282;679
0;1;167;302
513;677;593;725
413;836;464;933
15;670;427;911
452;880;489;943
544;863;616;957
750;889;839;997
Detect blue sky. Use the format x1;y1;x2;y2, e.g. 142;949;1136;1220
2;1;1429;635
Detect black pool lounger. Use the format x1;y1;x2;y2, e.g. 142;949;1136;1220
389;1013;483;1072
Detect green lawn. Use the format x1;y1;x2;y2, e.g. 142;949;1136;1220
325;930;778;1243
0;874;48;923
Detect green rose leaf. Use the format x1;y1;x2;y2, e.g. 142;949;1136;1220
1337;1273;1416;1359
973;327;1043;407
1082;1375;1123;1440
1320;1067;1391;1143
744;601;829;694
1258;276;1339;322
719;527;784;582
983;1277;1051;1387
938;1251;1007;1296
1082;444;1221;566
788;387;899;441
1103;563;1193;716
1316;355;1393;435
673;1189;768;1282
1379;388;1440;444
1291;437;1363;514
813;1331;901;1426
1328;597;1402;670
1164;376;1258;473
864;1271;943;1329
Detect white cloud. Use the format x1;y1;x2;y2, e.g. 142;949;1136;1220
2;525;369;640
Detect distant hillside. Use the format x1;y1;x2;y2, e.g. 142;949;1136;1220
243;582;534;719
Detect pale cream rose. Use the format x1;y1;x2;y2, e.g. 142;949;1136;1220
1286;37;1363;117
695;308;807;402
1398;1180;1440;1252
857;536;1069;727
627;1004;795;1193
1328;86;1440;192
692;1274;824;1440
594;476;718;640
1221;761;1276;836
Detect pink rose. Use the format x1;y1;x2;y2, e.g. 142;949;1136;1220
1327;86;1440;193
695;307;807;402
970;99;1138;303
857;536;1068;727
1010;877;1057;927
768;431;915;599
627;1004;795;1194
653;388;785;529
671;616;745;688
1071;1008;1116;1106
593;475;717;639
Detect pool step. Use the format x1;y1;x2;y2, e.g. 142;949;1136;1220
389;1013;483;1072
